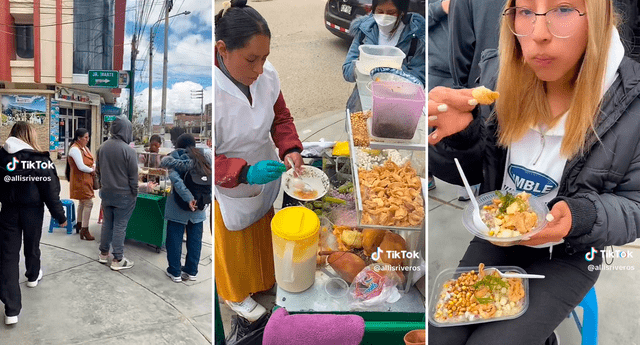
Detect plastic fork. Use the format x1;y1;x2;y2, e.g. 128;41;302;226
454;158;490;233
493;268;545;279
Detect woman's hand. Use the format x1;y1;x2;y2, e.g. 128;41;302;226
284;152;304;176
519;201;572;247
189;200;197;212
428;87;477;145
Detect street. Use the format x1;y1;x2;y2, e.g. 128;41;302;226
214;0;355;119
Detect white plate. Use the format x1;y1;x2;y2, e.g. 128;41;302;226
282;165;330;201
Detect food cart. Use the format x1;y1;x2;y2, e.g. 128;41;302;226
125;152;170;252
275;79;426;344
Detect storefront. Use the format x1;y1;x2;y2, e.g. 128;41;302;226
54;87;101;156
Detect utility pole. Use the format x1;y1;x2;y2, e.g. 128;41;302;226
160;0;172;126
191;89;204;139
147;33;154;136
129;33;137;121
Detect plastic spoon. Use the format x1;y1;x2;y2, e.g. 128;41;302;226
493;268;545;279
454;158;490;233
287;156;313;192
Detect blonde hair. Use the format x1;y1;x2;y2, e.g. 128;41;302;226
495;0;615;158
10;121;42;151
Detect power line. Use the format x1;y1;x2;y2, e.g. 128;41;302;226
0;8;137;28
0;27;133;46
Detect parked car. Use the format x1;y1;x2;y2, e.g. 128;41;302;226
324;0;426;40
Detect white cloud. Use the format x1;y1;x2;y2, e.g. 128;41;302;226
120;81;212;124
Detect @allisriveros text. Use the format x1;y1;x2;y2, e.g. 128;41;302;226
4;175;52;183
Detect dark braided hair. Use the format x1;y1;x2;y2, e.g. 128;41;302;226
214;0;271;52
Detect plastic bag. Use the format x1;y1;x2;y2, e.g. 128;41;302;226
225;313;270;345
350;264;403;309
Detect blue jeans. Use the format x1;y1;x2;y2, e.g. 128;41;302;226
166;220;203;277
99;192;136;261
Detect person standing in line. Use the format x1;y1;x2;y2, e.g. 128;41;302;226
96;116;138;271
161;134;211;283
65;128;96;240
0;122;67;325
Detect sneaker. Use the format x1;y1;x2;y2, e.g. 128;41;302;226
225;296;267;322
26;269;43;288
98;252;109;264
110;257;134;271
5;315;18;325
181;272;197;281
166;270;181;283
457;185;480;201
427;176;436;191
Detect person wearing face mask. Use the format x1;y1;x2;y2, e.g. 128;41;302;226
214;0;303;322
342;0;426;88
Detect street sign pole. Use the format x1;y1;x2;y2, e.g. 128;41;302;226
129;34;138;122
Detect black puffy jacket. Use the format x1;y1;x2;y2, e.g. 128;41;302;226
430;50;640;253
0;139;66;224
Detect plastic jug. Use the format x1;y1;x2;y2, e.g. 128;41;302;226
372;80;426;139
271;207;320;293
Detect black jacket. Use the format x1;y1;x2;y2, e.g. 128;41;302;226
430;50;640;253
0;142;66;224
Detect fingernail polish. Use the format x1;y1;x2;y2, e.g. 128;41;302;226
432;133;438;140
437;104;448;112
428;116;438;121
468;99;478;106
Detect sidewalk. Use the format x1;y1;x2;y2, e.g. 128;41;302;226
1;164;213;344
428;177;640;343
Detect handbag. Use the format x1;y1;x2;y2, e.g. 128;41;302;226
92;174;101;190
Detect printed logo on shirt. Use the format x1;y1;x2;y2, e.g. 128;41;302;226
507;164;558;197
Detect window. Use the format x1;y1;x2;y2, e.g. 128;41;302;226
15;24;34;59
73;0;114;73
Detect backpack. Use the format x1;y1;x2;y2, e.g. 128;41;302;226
174;167;212;211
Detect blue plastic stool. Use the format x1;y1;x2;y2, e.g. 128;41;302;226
569;286;598;345
48;199;76;234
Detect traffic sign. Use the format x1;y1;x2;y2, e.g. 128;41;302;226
88;70;119;88
119;70;131;88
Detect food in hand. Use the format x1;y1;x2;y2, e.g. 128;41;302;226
377;231;407;266
471;86;500;105
327;252;366;284
481;191;538;237
433;263;526;324
362;229;386;256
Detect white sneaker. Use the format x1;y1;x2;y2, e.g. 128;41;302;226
110;257;134;271
98;252;109;264
225;296;267;322
166;270;181;283
5;315;18;325
181;272;197;281
26;270;43;288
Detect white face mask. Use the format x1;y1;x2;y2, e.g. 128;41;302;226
374;14;397;35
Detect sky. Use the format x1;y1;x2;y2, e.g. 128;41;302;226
118;0;212;125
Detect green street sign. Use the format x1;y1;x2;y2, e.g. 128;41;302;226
88;70;119;88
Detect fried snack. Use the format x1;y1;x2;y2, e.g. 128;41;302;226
341;230;363;249
433;263;526;324
481;191;538;237
362;228;386;256
377;231;407;266
472;86;500;105
358;160;424;227
351;110;371;147
327;252;367;284
333;225;360;251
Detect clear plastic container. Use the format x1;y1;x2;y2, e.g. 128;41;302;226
358;45;406;73
462;190;549;246
355;61;373;110
428;266;530;327
371;81;425;139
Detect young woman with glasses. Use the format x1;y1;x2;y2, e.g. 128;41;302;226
428;1;638;343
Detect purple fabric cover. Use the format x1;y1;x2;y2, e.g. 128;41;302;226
262;308;365;345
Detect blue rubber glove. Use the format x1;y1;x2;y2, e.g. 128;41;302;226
246;160;286;185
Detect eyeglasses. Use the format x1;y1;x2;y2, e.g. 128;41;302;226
503;6;586;39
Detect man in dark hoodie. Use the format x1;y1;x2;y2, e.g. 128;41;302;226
96;116;138;271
